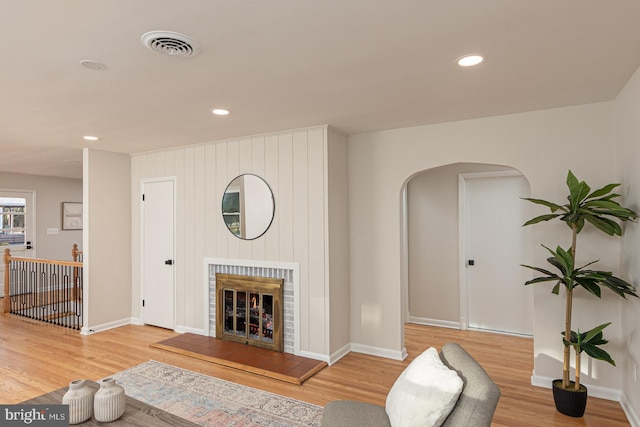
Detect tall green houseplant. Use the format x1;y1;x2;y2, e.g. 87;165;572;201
521;171;638;395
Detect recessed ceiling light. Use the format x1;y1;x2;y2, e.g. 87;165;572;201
457;55;484;67
83;136;99;141
212;109;230;116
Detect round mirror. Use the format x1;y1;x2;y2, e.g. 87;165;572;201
221;174;275;240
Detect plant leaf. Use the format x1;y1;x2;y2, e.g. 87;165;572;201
582;323;611;343
524;277;561;286
586;183;620;200
582;345;616;366
523;214;562;226
567;171;590;209
566;170;579;191
575;278;602;297
554;246;574;271
584;215;622;236
521;197;564;212
521;264;560;277
583;200;624;210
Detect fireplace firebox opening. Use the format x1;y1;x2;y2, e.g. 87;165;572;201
215;273;284;352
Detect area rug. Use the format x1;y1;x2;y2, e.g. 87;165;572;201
110;360;323;427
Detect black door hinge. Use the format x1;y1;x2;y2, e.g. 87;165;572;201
142;194;145;201
142;299;145;307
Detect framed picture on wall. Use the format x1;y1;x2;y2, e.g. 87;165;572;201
62;202;83;230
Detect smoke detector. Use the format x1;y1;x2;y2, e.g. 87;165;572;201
80;60;107;71
141;31;201;57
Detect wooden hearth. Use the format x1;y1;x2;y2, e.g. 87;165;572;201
150;333;327;384
215;273;284;352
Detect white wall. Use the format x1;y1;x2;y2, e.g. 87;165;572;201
131;126;350;359
349;102;626;392
615;64;640;424
0;172;82;259
327;129;351;359
83;149;132;332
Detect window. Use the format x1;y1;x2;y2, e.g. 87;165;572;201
0;197;26;246
222;191;241;235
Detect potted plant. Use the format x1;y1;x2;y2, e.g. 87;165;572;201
521;170;638;417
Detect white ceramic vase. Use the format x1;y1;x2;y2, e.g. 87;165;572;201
62;379;94;424
93;378;126;422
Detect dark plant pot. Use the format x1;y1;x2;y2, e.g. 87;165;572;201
552;379;588;417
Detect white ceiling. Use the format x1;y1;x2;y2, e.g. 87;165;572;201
2;1;640;179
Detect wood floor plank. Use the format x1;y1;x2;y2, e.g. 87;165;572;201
0;314;630;426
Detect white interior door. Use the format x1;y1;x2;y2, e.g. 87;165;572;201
461;172;533;336
142;179;175;329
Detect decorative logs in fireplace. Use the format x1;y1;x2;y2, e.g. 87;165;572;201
215;273;284;352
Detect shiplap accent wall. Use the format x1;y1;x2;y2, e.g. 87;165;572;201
131;125;349;359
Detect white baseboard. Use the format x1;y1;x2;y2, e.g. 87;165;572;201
621;392;640;427
350;343;408;361
128;319;206;336
409;316;461;330
80;317;134;335
531;374;621;401
296;342;406;365
175;325;207;335
298;342;407;365
328;343;351;366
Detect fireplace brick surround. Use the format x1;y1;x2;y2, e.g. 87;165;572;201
207;259;298;354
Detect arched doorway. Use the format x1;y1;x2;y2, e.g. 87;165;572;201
402;163;533;336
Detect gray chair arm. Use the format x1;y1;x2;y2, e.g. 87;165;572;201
321;400;391;427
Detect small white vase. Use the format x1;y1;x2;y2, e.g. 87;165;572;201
93;378;126;422
62;379;94;424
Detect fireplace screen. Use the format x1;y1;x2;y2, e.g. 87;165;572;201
216;274;283;352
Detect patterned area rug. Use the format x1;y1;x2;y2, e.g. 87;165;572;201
110;360;323;427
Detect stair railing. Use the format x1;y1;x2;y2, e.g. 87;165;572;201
71;243;83;263
3;246;83;330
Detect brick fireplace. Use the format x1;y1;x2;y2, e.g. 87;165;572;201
206;258;298;354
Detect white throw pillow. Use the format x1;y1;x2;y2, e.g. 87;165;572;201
385;347;463;427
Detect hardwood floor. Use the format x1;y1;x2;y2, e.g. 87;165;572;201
0;314;630;426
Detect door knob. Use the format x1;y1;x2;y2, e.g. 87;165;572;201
165;259;174;265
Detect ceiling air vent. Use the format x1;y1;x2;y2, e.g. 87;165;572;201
141;31;201;58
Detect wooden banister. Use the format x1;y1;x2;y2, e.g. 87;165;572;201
6;256;82;268
71;244;82;302
2;244;82;320
71;244;83;263
3;248;9;314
